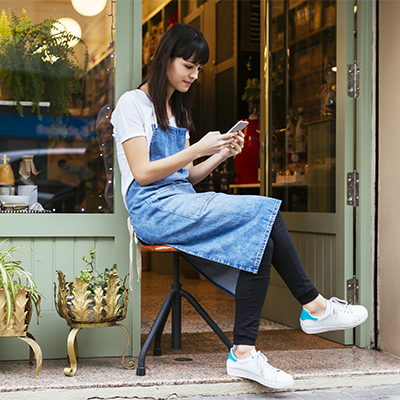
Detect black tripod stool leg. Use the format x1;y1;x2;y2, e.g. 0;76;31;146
152;297;173;356
153;253;182;353
137;289;177;376
181;289;233;349
171;252;182;349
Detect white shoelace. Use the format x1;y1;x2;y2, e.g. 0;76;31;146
329;297;352;318
253;351;281;375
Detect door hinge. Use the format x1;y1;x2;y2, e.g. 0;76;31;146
347;276;359;305
347;171;359;207
347;61;360;98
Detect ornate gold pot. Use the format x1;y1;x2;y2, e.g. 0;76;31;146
0;288;43;378
54;270;134;376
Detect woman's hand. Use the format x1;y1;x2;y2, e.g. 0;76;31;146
193;131;237;157
219;131;245;160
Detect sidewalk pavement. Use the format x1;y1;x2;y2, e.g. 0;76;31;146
182;384;400;399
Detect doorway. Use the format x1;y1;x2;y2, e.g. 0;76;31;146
140;0;374;349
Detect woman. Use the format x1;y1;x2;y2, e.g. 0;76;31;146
111;24;368;389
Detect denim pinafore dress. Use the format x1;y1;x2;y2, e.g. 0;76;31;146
127;114;281;296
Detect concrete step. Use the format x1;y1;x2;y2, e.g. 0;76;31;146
2;347;400;400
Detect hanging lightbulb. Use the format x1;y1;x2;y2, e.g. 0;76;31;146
55;18;82;47
71;0;108;17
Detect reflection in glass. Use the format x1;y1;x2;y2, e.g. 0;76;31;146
0;1;114;213
270;0;336;213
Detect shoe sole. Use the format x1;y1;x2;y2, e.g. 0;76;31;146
227;365;294;389
301;311;369;334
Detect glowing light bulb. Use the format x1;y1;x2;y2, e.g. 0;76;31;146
55;18;82;47
72;0;107;17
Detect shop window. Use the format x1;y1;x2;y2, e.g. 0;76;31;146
0;1;115;213
270;0;337;213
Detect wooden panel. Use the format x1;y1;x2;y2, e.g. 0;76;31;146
0;236;131;360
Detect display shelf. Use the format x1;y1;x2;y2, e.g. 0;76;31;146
270;1;337;212
142;0;179;77
81;47;115;118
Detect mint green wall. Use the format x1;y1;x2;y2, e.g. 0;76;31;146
0;0;143;360
0;236;131;360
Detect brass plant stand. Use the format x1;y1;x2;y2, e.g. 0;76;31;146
54;270;134;377
0;289;43;378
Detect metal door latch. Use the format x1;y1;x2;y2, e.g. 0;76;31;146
347;276;359;305
347;171;359;207
347;61;360;99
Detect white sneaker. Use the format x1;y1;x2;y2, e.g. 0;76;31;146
226;348;294;389
300;297;368;334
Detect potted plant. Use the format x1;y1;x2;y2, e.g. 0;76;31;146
0;239;42;331
0;239;43;378
54;249;131;376
0;8;88;120
236;78;262;184
242;78;260;119
54;249;128;325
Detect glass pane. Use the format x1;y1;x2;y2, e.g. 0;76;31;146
270;0;336;213
0;1;115;213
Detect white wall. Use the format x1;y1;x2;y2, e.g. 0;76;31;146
378;0;400;357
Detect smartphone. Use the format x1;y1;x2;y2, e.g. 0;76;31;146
227;120;249;133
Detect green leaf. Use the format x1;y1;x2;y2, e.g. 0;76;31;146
16;9;32;33
0;240;44;327
0;10;11;36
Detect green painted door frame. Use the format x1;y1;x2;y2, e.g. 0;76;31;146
261;0;374;348
115;0;143;357
355;0;374;348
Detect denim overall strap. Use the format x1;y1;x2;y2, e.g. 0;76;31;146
148;104;189;185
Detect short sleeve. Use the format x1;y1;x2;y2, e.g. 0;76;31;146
111;91;146;144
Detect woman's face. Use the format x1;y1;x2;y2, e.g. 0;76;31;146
166;57;202;96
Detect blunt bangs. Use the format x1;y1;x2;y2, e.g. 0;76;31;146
171;28;209;66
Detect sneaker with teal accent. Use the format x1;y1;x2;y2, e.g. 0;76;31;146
226;348;294;389
300;297;368;334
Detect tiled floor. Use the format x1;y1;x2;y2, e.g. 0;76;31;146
2;271;400;400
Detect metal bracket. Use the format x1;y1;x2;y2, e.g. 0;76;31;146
347;171;359;207
347;276;359;305
347;61;360;98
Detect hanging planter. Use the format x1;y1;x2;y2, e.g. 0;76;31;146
0;8;88;119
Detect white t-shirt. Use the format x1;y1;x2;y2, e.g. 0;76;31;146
111;89;190;207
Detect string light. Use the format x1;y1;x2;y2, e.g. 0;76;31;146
107;0;116;73
102;0;116;214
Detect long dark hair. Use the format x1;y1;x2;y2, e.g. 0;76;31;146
141;24;209;131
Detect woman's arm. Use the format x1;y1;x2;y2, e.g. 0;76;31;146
186;131;245;185
123;131;238;186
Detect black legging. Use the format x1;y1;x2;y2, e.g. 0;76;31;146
181;211;319;346
233;211;319;345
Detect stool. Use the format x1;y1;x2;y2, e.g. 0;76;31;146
137;244;233;376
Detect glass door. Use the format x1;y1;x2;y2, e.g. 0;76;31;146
270;0;337;213
261;0;366;345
